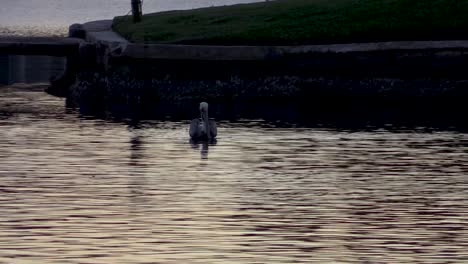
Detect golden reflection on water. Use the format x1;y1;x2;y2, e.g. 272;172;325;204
0;85;467;263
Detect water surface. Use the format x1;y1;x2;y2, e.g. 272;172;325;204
0;85;467;263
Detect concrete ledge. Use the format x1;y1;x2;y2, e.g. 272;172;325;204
0;37;83;56
82;20;129;44
120;41;468;61
82;19;468;61
82;20;113;32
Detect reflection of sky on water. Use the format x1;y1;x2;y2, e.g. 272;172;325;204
0;85;467;263
0;0;262;36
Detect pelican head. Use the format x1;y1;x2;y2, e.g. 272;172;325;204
200;102;209;117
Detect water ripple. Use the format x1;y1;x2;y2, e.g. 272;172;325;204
0;85;467;263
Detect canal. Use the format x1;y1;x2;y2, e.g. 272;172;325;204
0;0;467;263
0;85;467;263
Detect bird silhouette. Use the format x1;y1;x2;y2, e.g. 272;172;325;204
189;102;217;140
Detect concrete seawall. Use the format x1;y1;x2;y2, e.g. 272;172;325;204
58;20;468;125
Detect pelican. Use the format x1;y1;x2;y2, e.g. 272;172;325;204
190;102;217;140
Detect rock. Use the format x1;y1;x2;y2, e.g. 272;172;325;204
69;24;86;39
47;72;75;98
77;43;97;67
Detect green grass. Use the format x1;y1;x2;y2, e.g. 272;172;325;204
113;0;468;45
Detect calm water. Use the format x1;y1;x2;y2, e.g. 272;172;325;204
0;84;467;263
0;0;262;36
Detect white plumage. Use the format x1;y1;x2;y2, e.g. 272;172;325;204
190;102;217;140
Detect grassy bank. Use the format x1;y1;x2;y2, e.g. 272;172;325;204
113;0;468;45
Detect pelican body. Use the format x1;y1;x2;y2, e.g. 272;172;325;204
190;102;217;140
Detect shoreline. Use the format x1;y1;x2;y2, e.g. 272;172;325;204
71;19;468;66
113;0;468;46
6;19;463;124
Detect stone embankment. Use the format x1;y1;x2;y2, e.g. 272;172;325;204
50;20;468;123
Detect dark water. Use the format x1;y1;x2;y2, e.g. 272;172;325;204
0;84;467;263
0;56;66;85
